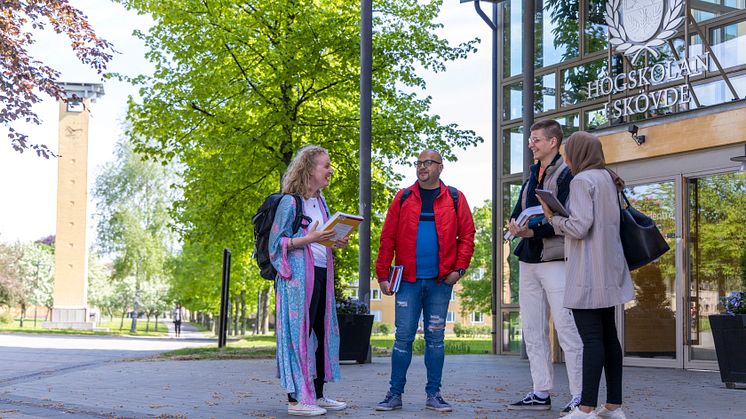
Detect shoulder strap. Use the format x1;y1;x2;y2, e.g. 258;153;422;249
448;186;459;213
554;166;573;205
399;188;412;207
557;166;572;187
290;195;311;233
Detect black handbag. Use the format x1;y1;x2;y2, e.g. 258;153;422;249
618;191;670;271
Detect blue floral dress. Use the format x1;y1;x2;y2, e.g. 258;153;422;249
269;194;341;404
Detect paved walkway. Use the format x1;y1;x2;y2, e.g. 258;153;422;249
0;330;743;418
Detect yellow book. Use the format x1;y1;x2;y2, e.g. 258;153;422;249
319;212;364;248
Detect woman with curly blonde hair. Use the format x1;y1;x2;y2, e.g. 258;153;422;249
269;145;349;416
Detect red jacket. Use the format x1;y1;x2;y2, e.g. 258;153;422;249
375;181;476;282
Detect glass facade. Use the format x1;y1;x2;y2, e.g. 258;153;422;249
692;0;746;22
536;0;579;68
623;182;677;360
686;173;746;362
502;181;522;306
502;311;522;352
710;20;746;69
502;126;524;175
586;0;608;54
495;0;746;358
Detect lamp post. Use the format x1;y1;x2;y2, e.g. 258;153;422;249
462;0;502;354
359;0;373;309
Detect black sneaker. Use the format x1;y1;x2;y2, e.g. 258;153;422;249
375;391;402;411
425;392;452;412
560;396;582;416
507;392;551;410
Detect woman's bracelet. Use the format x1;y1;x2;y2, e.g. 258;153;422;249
289;238;294;249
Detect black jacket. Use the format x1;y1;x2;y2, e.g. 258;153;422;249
510;153;572;263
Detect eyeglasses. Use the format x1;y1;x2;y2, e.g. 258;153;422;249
527;136;551;144
413;159;442;168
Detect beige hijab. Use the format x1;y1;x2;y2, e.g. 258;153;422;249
565;131;625;191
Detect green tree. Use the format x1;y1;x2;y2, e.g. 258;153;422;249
113;277;137;330
459;201;492;314
111;0;481;310
1;0;114;157
93;138;175;332
140;276;171;332
17;242;55;327
88;252;117;322
0;241;24;311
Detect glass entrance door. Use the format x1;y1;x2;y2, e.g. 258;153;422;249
621;181;679;366
685;173;746;368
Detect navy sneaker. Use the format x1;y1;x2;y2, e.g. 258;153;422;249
426;392;452;412
375;391;402;411
507;392;551;410
561;396;582;416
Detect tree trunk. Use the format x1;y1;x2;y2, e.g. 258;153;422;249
155;313;159;332
20;303;26;327
226;296;232;336
234;295;240;336
240;290;246;335
119;308;126;330
260;287;270;334
255;290;261;335
130;284;141;333
145;316;151;332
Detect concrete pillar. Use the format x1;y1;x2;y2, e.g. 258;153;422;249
44;83;104;330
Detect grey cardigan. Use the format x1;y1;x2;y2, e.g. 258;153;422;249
549;169;635;309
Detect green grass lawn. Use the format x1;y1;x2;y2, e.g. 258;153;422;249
98;319;170;334
370;335;493;356
157;334;493;360
0;317;169;336
158;333;277;360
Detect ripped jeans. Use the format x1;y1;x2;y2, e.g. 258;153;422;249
389;278;453;397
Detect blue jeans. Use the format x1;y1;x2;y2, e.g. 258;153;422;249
389;279;452;397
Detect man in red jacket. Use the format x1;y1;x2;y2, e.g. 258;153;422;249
374;149;475;413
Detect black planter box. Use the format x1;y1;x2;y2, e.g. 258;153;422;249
338;313;374;364
708;314;746;389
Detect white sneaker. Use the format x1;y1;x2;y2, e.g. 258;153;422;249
596;406;627;419
562;407;599;419
317;396;347;411
288;402;327;416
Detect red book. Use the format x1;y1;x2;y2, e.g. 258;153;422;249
388;265;403;293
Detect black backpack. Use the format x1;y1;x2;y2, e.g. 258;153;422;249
252;193;310;280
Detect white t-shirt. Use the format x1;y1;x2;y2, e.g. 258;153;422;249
303;196;328;267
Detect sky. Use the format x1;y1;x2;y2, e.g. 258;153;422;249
0;0;493;244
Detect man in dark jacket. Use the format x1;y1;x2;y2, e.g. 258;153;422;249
506;120;584;416
375;149;475;413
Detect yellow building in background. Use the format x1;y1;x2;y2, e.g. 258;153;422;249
356;272;492;335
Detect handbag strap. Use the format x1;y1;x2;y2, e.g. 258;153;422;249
618;190;631;210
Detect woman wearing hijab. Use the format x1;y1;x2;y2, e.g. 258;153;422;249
538;131;634;419
269;145;348;416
